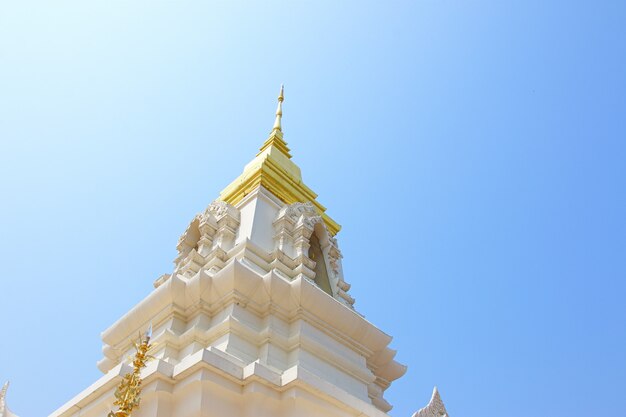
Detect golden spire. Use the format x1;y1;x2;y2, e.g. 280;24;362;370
272;84;284;133
258;84;291;158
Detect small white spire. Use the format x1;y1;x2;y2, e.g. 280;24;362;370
272;84;284;133
0;381;8;411
145;323;153;341
412;386;449;417
1;381;20;417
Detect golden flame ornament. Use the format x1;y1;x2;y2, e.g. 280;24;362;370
108;325;153;417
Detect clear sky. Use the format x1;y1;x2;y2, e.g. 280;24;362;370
0;1;625;416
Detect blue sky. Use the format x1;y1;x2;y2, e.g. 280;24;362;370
1;1;625;416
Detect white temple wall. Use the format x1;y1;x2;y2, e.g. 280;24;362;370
294;349;369;401
234;187;282;252
234;193;256;247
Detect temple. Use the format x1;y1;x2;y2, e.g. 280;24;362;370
2;87;449;417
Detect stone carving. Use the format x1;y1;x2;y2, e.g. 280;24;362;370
323;237;354;307
273;202;355;307
153;273;171;288
176;214;206;256
412;387;449;417
274;202;324;259
174;200;240;277
278;202;324;230
206;200;239;221
281;202;316;221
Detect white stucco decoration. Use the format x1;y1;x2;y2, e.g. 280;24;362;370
166;200;241;282
273;201;355;307
412;386;449;417
0;382;19;417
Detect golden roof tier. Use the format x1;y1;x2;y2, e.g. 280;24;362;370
219;85;341;235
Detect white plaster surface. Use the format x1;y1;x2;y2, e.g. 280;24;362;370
49;189;409;417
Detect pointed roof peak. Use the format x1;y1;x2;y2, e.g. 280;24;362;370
413;386;448;417
1;381;19;417
258;84;291;158
272;84;285;133
219;85;341;235
0;381;7;405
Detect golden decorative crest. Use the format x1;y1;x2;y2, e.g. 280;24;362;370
108;326;153;417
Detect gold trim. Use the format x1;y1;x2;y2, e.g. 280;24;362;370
219;156;341;235
219;86;341;236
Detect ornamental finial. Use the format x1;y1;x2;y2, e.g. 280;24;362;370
257;84;291;157
0;381;8;411
108;326;154;417
1;381;19;417
272;84;284;133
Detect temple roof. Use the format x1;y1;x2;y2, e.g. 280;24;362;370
219;86;341;235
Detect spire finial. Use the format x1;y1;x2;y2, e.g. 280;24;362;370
0;381;8;408
257;84;291;158
272;84;284;133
